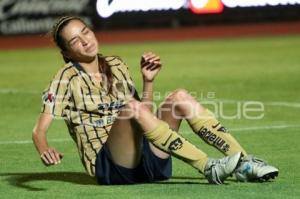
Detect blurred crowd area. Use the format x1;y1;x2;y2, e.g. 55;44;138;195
1;0;300;36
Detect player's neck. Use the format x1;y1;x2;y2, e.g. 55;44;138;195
80;56;99;74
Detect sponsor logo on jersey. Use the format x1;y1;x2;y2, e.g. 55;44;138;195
93;115;116;127
97;100;125;111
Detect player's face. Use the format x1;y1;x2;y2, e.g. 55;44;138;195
61;20;99;62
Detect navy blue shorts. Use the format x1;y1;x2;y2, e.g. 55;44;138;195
95;137;172;185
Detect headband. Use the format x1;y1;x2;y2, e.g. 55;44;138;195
53;16;79;42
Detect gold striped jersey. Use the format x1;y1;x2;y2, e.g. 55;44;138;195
41;55;135;176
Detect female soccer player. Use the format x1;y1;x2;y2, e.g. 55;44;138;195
32;16;278;185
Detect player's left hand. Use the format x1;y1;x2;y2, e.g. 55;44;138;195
140;52;162;82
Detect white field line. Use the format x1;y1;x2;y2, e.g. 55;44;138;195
0;138;71;145
0;124;299;145
213;99;300;108
230;124;300;132
1;88;300;107
0;88;39;94
265;102;300;108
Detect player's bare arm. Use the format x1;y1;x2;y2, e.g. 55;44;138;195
32;113;63;166
140;52;162;110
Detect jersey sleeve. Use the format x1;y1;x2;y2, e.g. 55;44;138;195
41;67;71;117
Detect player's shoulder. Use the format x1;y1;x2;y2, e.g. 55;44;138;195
103;55;125;67
53;62;78;80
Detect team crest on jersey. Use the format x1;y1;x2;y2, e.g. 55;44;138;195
43;93;55;103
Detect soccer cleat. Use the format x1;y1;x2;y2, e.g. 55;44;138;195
234;155;279;182
204;152;242;185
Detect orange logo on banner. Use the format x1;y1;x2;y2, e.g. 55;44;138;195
189;0;224;14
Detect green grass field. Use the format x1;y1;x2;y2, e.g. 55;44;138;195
0;35;299;199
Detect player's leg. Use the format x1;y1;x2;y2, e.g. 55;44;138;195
159;88;247;156
162;89;278;182
105;105;144;169
147;94;184;159
127;99;242;184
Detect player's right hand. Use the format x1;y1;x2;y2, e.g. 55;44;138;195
40;148;63;166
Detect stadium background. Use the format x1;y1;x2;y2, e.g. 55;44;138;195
0;0;299;198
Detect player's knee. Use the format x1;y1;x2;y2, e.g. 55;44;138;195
165;89;206;115
167;89;196;110
166;88;190;103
